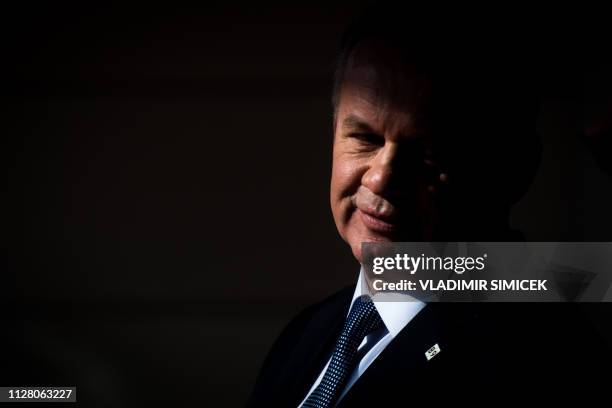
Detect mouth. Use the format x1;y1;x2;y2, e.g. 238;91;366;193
357;208;398;234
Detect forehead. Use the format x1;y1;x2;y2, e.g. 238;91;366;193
338;41;434;136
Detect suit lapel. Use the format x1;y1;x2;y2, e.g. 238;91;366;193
281;287;354;407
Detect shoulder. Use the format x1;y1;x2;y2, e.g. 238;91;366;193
275;286;354;352
267;285;354;350
476;303;610;391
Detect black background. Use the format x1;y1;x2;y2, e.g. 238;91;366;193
3;3;611;407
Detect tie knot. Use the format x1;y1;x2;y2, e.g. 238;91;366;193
343;295;384;339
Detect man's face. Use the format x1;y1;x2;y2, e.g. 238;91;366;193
330;44;445;262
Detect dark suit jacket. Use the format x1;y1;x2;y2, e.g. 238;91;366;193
248;286;610;407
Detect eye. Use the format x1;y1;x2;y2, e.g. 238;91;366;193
348;132;385;147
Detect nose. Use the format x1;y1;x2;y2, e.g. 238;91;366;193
361;142;399;197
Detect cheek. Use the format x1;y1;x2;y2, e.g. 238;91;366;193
331;149;364;197
331;154;368;251
331;154;363;217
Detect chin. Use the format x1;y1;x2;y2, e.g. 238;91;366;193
349;243;363;264
337;209;396;263
346;229;395;264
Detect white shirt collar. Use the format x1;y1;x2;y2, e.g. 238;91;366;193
349;266;426;338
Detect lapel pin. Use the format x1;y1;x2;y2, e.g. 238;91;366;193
425;343;441;361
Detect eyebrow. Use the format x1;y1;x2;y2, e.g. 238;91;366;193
341;115;376;133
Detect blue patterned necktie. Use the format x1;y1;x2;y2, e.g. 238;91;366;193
302;295;384;408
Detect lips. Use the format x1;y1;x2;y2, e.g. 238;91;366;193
353;185;398;221
352;186;400;234
357;208;398;233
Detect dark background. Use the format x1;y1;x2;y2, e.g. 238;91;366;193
3;4;611;407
